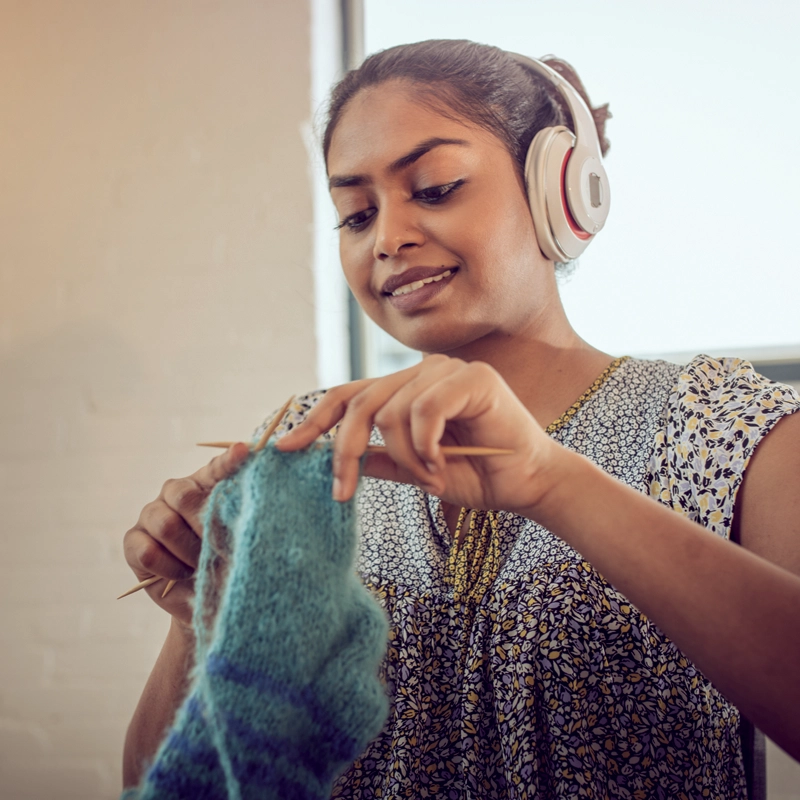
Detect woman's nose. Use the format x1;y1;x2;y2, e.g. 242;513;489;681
372;203;425;260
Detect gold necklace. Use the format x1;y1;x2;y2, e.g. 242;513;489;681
545;356;630;435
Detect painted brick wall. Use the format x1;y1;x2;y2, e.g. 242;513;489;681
0;2;320;797
3;3;798;798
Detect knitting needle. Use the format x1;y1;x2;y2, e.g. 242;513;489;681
196;395;297;452
253;395;296;452
117;575;162;599
369;445;515;457
118;396;298;601
198;443;514;457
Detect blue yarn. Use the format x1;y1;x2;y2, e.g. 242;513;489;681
123;444;389;799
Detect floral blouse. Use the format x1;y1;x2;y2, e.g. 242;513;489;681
260;355;800;799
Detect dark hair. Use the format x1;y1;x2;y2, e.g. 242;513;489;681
323;39;611;173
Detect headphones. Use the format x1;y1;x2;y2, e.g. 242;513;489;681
510;53;610;262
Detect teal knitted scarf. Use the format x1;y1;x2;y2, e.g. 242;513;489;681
123;444;389;799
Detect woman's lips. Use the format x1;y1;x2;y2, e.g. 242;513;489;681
388;268;455;297
383;268;458;312
381;266;458;295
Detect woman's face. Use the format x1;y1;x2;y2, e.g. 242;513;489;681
326;80;553;355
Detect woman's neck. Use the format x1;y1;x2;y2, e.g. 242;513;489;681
436;299;614;429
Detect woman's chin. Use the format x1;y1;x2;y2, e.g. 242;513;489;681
387;319;493;358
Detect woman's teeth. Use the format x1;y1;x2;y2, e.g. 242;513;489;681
391;269;453;297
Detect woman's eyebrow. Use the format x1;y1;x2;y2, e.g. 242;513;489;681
328;137;469;190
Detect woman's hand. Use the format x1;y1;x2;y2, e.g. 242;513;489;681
122;442;250;628
277;355;559;514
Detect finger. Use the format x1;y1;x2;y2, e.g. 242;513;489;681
408;380;472;470
123;526;196;581
361;452;442;494
331;368;437;500
160;478;211;540
372;367;462;494
190;442;250;492
376;414;438;491
278;362;427;452
331;389;385;501
409;362;520;464
276;380;376;451
360;452;402;483
139;498;203;566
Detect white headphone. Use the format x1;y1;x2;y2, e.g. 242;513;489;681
510;54;610;262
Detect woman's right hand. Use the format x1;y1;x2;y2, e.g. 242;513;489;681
122;442;251;629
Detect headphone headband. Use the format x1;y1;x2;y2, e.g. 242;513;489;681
510;54;599;158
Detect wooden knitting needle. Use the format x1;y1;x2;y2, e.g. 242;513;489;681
369;445;515;457
118;396;297;601
197;395;296;452
253;395;295;452
117;575;178;600
117;575;162;599
198;442;514;456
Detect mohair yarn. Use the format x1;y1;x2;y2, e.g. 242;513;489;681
123;443;389;800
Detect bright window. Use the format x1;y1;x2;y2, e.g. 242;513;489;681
362;0;800;372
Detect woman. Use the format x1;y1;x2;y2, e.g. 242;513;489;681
123;41;800;797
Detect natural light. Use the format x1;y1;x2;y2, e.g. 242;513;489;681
362;0;800;365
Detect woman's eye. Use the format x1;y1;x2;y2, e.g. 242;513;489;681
334;180;465;232
415;179;465;203
335;207;377;232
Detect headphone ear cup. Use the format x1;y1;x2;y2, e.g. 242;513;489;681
525;127;564;262
524;126;594;262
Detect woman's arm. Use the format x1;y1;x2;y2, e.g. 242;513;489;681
523;444;800;762
733;410;800;577
122;620;195;787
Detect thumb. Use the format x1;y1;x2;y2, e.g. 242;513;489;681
192;442;251;492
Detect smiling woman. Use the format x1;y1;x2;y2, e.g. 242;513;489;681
122;38;800;800
328;94;552;357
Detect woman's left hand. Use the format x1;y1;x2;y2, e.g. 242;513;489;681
276;354;559;513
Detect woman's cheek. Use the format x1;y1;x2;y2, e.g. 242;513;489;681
340;244;372;299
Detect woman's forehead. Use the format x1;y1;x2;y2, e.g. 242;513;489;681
327;82;495;176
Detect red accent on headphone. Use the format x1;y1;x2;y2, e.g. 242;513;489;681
560;149;591;241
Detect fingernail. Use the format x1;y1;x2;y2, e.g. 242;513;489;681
332;477;343;502
425;461;438;474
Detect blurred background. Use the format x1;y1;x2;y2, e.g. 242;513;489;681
0;1;798;797
361;0;800;378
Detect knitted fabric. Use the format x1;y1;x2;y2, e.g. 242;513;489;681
123;443;389;800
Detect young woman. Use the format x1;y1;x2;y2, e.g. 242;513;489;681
123;40;800;798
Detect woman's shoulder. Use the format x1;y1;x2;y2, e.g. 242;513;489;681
646;353;800;536
252;389;332;444
669;353;800;418
655;352;800;475
618;353;800;418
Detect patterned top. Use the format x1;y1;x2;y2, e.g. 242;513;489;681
259;355;800;800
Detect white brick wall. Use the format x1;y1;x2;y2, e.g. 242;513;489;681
3;3;798;798
0;2;323;796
